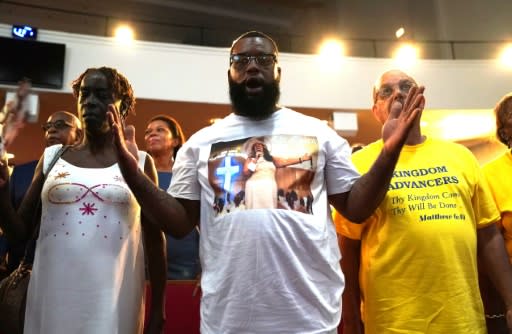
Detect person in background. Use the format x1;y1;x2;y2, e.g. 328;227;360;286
0;80;34;274
3;111;83;274
481;93;512;334
0;67;166;333
11;111;83;209
107;31;425;333
334;69;512;334
145;114;200;280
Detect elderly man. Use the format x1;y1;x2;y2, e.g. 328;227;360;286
334;69;512;334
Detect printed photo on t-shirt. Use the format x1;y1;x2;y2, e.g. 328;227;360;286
208;135;318;216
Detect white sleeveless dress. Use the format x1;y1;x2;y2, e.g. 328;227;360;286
24;145;147;334
244;157;277;209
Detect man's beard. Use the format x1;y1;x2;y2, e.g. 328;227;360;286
229;77;280;120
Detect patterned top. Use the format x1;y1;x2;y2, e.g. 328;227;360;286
24;145;147;334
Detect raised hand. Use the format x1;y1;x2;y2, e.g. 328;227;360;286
0;79;31;123
123;124;140;161
382;85;425;155
0;79;32;155
107;104;139;176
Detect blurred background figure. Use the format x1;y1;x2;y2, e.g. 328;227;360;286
11;111;83;210
1;111;82;276
0;80;32;156
144;114;200;280
480;93;512;334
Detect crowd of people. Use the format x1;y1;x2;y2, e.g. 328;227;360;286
0;30;511;334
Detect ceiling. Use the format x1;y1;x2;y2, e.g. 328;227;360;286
0;0;509;163
1;0;511;59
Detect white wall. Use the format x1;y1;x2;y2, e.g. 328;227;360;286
1;23;511;110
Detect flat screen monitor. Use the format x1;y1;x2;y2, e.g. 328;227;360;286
0;36;65;89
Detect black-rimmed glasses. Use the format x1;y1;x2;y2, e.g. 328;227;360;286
230;54;277;69
42;120;73;132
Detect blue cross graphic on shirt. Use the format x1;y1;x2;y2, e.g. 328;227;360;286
215;156;240;195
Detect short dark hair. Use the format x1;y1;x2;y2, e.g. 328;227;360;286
147;114;186;159
71;67;135;120
494;93;512;145
230;31;279;56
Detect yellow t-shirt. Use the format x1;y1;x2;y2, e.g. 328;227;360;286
334;138;499;334
483;150;512;261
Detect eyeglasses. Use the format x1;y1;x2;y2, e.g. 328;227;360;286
375;80;417;101
42;120;74;131
230;54;277;69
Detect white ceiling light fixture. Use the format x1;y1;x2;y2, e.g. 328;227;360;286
499;44;512;69
114;25;135;44
393;43;419;69
395;27;405;39
317;39;346;71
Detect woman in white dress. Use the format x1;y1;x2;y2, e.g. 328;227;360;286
0;67;166;334
243;138;279;209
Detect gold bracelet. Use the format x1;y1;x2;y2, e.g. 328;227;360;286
485;313;505;319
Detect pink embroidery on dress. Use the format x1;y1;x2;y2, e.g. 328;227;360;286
48;183;130;204
79;202;98;215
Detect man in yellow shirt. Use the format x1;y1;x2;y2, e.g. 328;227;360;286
334;69;512;334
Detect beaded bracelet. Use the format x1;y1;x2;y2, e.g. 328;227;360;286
485;313;505;319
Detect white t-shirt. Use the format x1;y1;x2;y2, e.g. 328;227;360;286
169;107;359;334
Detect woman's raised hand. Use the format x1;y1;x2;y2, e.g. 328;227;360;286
108;104;139;177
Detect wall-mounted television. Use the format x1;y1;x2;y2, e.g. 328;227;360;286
0;36;65;89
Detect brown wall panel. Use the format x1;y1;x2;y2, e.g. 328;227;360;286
2;90;375;166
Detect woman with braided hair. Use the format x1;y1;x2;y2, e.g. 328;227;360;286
0;67;166;333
